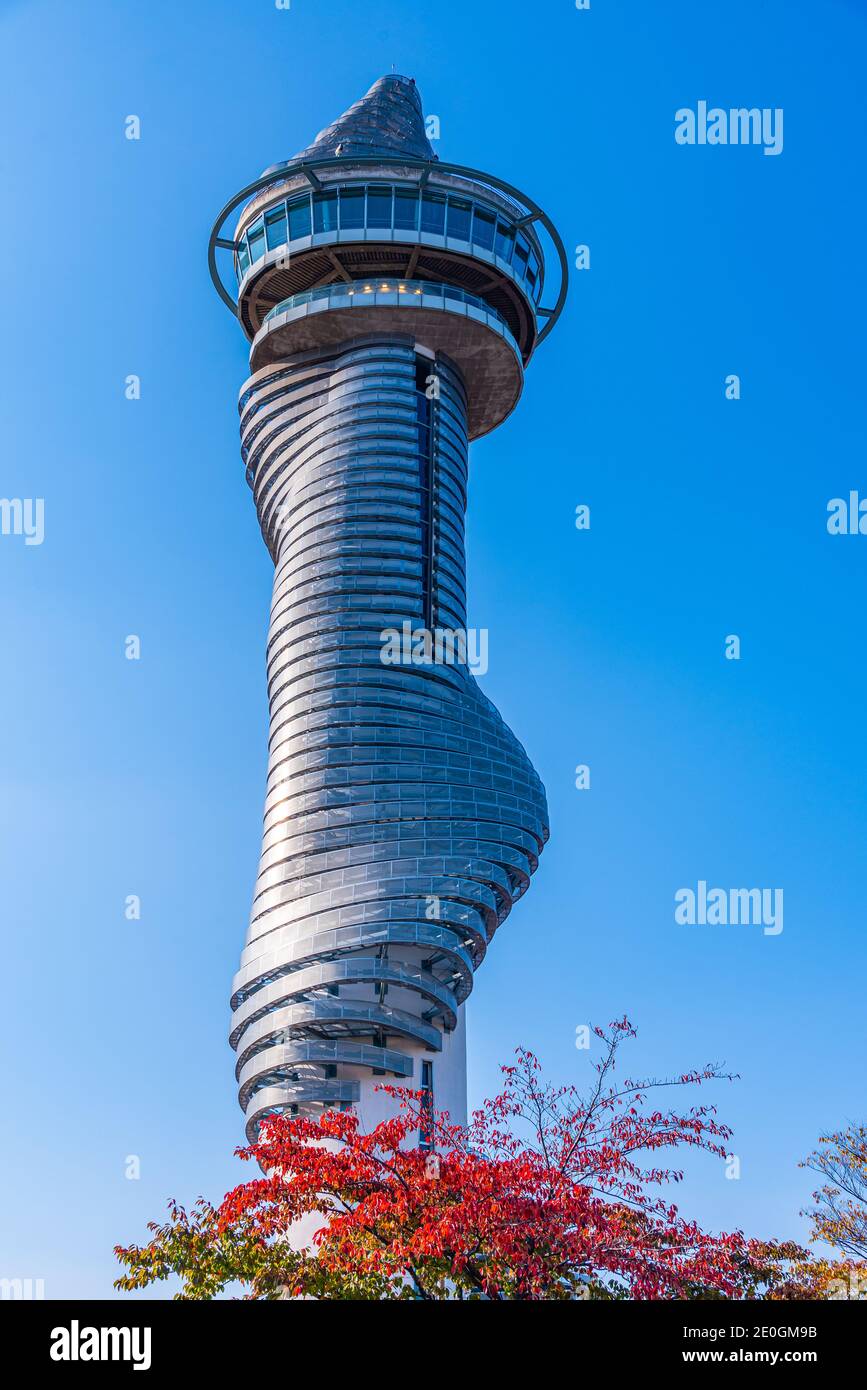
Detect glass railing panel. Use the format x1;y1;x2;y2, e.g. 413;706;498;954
262;279;515;336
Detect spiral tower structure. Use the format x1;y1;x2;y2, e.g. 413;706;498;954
209;75;567;1142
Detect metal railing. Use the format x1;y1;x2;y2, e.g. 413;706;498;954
263;278;512;333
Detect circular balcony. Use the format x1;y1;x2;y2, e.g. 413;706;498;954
248;278;523;439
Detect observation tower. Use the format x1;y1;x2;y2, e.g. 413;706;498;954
208;75;567;1142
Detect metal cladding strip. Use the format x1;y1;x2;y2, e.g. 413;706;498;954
230;918;477;1011
251;832;532;909
252;815;540;878
250;838;533;922
229;958;459;1052
234;999;444;1079
229;334;548;1121
244;1084;361;1144
240;877;496;958
237;1040;415;1112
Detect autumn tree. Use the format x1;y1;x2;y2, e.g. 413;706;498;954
786;1123;867;1299
115;1019;813;1301
802;1123;867;1260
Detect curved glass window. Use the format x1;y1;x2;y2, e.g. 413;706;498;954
237;183;543;303
339;186;365;229
495;220;514;264
248;218;266;262
367;185;393;229
472;206;495;251
288;195;311;239
313;190;338;233
394;189;418;231
420;191;446;235
265;206;287;250
446;197;472;241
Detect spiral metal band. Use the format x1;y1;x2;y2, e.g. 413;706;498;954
229;335;548;1138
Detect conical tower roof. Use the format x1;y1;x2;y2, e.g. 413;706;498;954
265;74;436;174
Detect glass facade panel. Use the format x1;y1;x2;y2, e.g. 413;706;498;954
420;191;446;235
393;189;418;230
288;196;312;239
238;243;250;277
313;190;338;232
446;197;472;241
420;1059;434;1149
243;183;543;301
472;207;495;250
367;185;393;228
495;220;515;263
248;219;265;262
265;206;287;250
339;186;365;229
513;235;530;272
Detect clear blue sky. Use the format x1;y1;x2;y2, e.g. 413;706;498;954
1;0;865;1298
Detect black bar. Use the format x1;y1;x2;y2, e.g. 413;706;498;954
3;1296;861;1375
